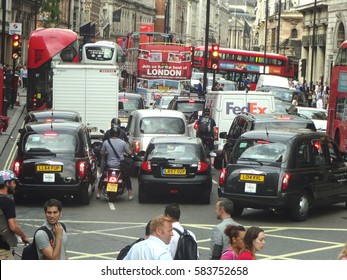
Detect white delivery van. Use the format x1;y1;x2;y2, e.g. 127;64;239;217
256;74;290;91
204;91;276;164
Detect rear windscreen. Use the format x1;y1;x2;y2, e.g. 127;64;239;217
24;133;77;153
254;121;316;131
147;143;200;161
176;102;205;112
140;117;186;134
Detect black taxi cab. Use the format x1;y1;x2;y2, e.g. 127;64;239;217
13;122;97;205
218;130;347;221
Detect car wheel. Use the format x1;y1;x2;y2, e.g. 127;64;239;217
232;204;244;217
138;186;148;203
79;188;90;205
199;192;211;204
290;192;310;221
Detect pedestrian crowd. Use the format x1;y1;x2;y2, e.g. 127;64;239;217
1;170;346;260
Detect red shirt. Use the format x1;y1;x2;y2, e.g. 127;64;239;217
236;250;256;260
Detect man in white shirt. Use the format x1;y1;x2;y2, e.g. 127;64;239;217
316;96;323;109
164;203;198;259
124;215;173;260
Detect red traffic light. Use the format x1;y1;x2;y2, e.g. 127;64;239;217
13;34;20;41
12;34;21;60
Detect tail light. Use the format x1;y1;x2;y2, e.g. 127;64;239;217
108;175;118;183
214;127;219;141
281;173;290;191
194;120;199;130
197;161;209;173
219;168;227;185
133;140;140;154
77;161;86;179
13;161;21;177
141;161;152;172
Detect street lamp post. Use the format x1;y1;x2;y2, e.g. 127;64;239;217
203;0;211;95
310;0;317;90
263;0;269;73
276;0;282;54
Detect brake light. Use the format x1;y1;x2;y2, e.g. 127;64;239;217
313;141;320;150
108;175;118;183
197;161;209;173
120;98;129;102
214;127;219;141
134;140;140;154
141;161;152;172
188;99;196;103
281;173;290;191
219;168;227;185
44;132;58;136
77;161;86;179
13;161;21;177
194;120;199;130
257;140;270;144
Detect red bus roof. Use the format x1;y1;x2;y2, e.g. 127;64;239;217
28;28;78;69
195;46;288;60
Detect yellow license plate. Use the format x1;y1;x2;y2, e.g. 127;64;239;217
239;174;265;182
106;183;118;192
119;118;128;122
163;169;186;175
36;165;62;172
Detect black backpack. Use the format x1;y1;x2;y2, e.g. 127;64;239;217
173;228;198;260
116;237;144;260
21;223;66;260
198;117;212;134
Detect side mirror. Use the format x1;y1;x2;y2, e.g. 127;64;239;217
219;132;227;139
100;129;105;134
137;151;146;157
118;101;124;110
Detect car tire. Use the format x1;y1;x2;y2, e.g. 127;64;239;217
199;192;211;204
290;192;310;221
232;204;244;217
79;188;90;205
138;186;148;203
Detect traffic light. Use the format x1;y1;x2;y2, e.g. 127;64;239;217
211;44;220;70
300;59;306;77
12;34;21;60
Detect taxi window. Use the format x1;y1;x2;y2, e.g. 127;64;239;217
327;141;339;163
296;142;310;167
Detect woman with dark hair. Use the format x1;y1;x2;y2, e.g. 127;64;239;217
237;226;265;260
220;225;246;260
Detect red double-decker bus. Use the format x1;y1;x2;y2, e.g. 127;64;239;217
27;28;79;112
124;32;192;105
327;40;347;154
192;46;295;90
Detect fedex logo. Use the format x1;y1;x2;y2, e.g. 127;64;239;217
226;102;267;115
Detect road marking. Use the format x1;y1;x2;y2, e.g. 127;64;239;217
108;202;116;210
212;179;218;184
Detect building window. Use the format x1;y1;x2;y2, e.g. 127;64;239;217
337;22;345;48
291;28;298;38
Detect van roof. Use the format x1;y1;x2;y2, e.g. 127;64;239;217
256;74;289;90
131;109;186;118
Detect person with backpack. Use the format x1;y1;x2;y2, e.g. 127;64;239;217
164;203;198;260
117;220;151;260
123;215;173;260
0;170;29;260
34;199;68;260
196;107;216;168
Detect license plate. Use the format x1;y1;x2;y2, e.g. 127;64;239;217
43;173;55;183
239;174;264;182
106;183;118;192
163;169;186;175
245;183;257;193
36;165;62;172
119;118;128;123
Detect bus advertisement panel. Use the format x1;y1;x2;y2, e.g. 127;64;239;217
136;44;192;103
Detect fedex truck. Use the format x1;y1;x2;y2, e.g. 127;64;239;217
52;64;119;138
204;91;276;164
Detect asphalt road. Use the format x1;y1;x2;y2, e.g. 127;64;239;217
1;112;346;260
